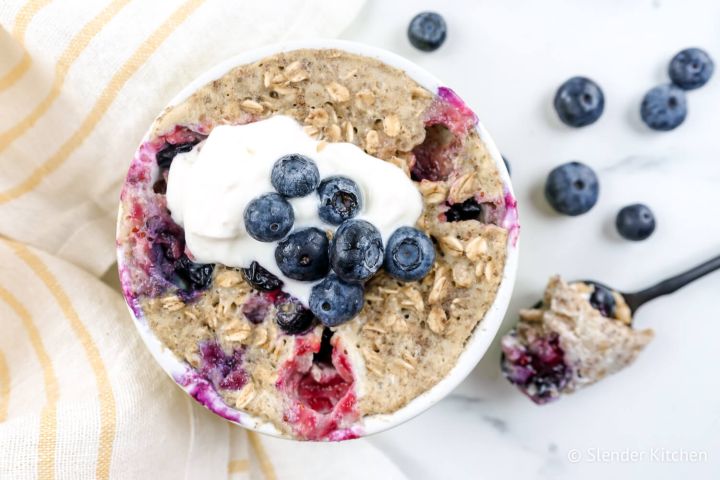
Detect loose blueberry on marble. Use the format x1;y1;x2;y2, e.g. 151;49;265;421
309;274;364;327
244;192;294;242
275;227;330;281
242;261;283;291
544;161;599;216
445;197;483;222
329;219;384;283
384;226;435;282
407;12;447;52
616;204;656;241
156;141;198;170
588;284;617;318
669;48;714;90
317;176;362;225
275;294;315;334
553;77;605;127
640;84;687;131
271;153;321;198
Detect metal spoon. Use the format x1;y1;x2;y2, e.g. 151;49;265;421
578;253;720;318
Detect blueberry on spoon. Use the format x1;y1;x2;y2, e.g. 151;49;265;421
504;255;720;404
588;283;616;318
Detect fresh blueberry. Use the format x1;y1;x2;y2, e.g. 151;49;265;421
275;227;330;281
445;198;483;222
616;204;656;241
244;192;294;242
309;274;364;327
640;85;687;131
317;176;362;225
156;141;199;169
242;261;283;291
329;219;384;282
669;48;714;90
503;156;511;176
275;293;315;334
271;154;320;198
544;161;599;216
384;227;435;282
408;12;447;52
553;77;605;127
588;283;617;318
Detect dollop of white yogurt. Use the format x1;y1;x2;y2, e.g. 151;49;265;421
166;115;422;305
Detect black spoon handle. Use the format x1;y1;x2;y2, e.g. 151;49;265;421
623;254;720;313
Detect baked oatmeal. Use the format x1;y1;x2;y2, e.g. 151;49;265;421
117;48;517;440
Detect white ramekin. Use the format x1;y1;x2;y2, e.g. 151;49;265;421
117;39;519;440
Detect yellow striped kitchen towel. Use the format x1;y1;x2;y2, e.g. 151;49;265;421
0;0;364;277
0;1;409;478
0;240;408;479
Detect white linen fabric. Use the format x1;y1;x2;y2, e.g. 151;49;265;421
0;1;409;479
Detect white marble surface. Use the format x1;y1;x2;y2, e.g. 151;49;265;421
341;1;720;478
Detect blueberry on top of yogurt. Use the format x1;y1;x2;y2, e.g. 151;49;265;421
317;176;362;225
244;192;294;241
275;227;330;281
271;153;320;197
